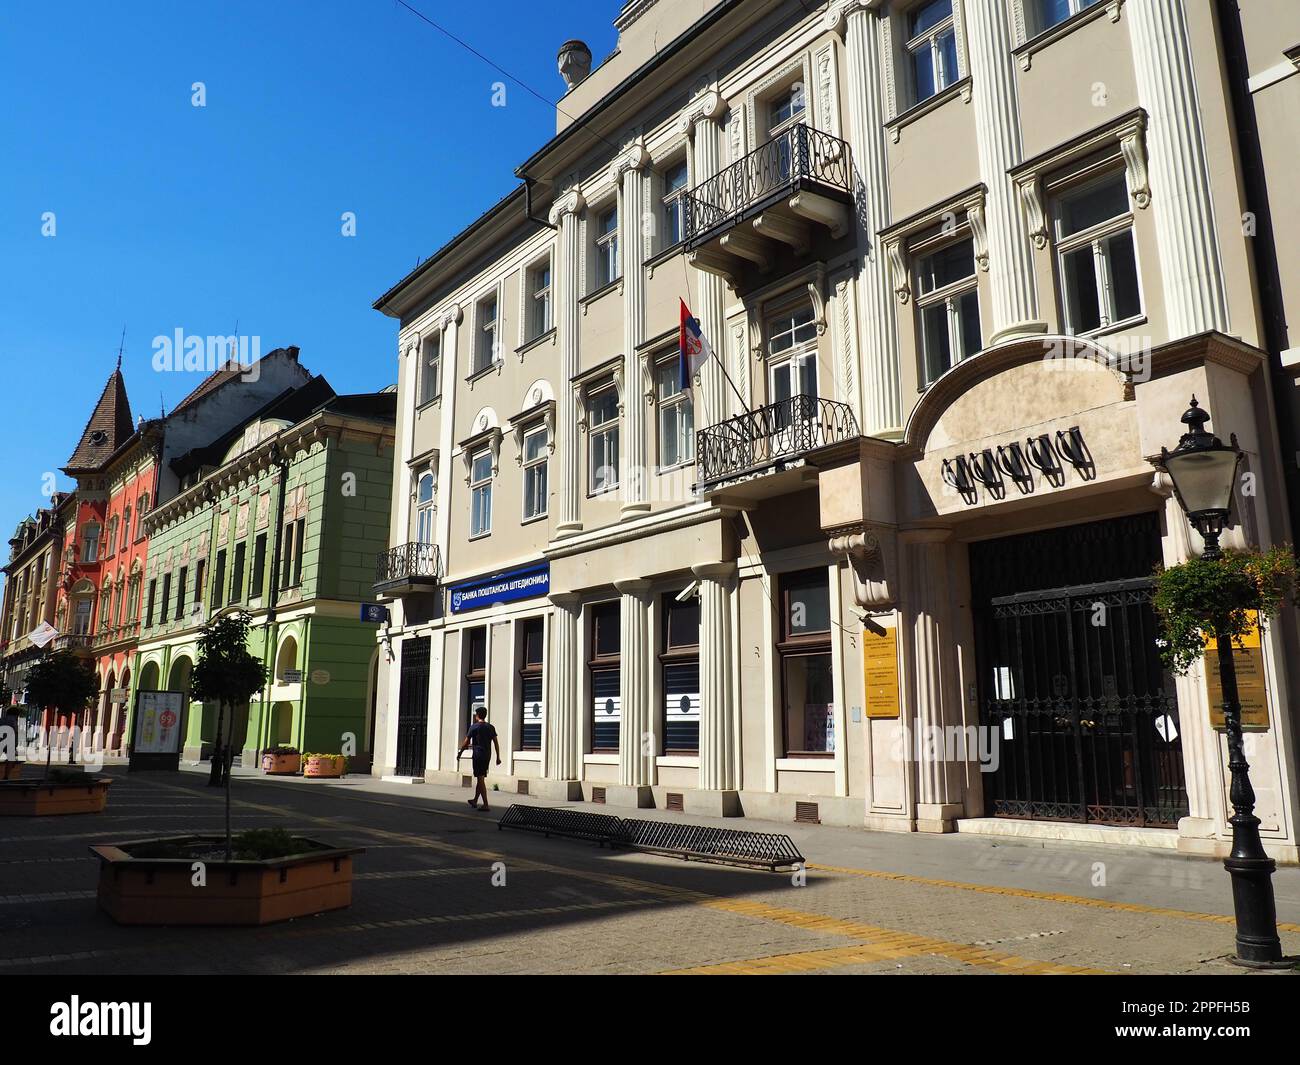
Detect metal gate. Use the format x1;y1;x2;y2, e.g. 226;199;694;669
971;515;1189;828
395;636;430;778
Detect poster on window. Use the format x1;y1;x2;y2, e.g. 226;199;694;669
803;703;835;754
134;691;184;755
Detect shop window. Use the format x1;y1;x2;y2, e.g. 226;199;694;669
779;568;834;756
661;593;700;754
589;602;621;753
519;617;545;751
464;627;487;733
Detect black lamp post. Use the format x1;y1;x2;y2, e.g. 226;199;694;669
1160;396;1287;968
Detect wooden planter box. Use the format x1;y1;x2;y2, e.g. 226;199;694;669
0;761;23;781
303;755;345;779
0;778;112;816
91;835;364;926
261;752;301;775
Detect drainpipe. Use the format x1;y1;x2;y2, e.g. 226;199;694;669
257;444;290;760
523;175;558;232
1215;0;1300;542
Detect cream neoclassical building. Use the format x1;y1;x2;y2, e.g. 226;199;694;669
370;0;1300;861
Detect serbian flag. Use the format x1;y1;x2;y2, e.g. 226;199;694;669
679;299;712;395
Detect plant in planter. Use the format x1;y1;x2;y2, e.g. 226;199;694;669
261;745;301;776
25;650;99;774
188;611;267;861
1152;545;1298;675
302;753;346;778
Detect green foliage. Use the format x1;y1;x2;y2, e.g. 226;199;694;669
1152;546;1298;675
26;651;98;717
46;767;98;785
189;611;267;707
231;827;306;860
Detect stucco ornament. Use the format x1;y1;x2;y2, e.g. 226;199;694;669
829;528;894;612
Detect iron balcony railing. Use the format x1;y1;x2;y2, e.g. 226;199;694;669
697;394;860;486
375;541;442;587
682;122;853;245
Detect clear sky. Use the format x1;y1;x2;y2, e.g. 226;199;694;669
0;0;616;529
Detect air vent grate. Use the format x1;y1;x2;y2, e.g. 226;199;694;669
591;786;606;804
666;792;684;811
517;779;529;795
794;801;820;825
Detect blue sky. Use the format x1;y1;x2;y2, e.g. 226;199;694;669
0;0;616;527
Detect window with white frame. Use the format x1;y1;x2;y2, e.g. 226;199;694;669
588;385;620;493
594;206;620;288
661;160;690;249
907;0;959;104
522;426;549;521
469;450;493;538
120;506;131;552
766;303;819;421
472;293;498;375
73;597;93;635
420;332;441;405
654;356;694;469
915;236;982;387
104;516;118;558
1052;168;1141;335
80;522;100;563
415;471;435;544
767;81;807;179
527;257;552;340
1037;0;1101;33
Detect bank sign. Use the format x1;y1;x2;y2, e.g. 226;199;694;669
449;562;550;614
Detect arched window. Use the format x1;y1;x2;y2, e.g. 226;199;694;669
415;472;435;544
120;505;131;551
134;496;149;540
276;637;299;683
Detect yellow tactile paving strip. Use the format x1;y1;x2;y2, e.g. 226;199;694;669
807;862;1300;934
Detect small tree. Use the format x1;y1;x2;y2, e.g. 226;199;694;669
26;651;100;775
189;611;267;861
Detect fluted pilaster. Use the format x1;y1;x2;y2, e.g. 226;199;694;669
963;0;1045;342
614;144;652;517
616;580;653;786
549;191;586;536
694;562;738;791
546;593;581;780
1127;0;1230;337
433;305;462;560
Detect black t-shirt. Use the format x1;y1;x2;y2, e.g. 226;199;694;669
467;720;497;754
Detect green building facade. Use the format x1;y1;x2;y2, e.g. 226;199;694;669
130;384;395;769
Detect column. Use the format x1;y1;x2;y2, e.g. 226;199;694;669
433;305;462;562
549;192;586;536
545;592;581;782
613;144;652;518
828;0;901;434
963;0;1046;342
680;92;731;426
694;562;738;794
900;530;963;830
616;580;653;787
395;333;420;553
1127;0;1230;337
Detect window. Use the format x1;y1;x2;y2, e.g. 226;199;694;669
292;519;306;587
655;357;694;469
661;160;689;248
1053;170;1141;334
126;577;140;623
464;627;487;733
81;523;100;563
212;550;226;609
193;559;205;616
473;293;498;376
522;427;548;521
251;534;266;599
589;602;621;753
588;385;620;493
419;332;441;405
594;207;619;288
280;520;305;588
519;618;545;751
415;472;435;543
97;587;111;632
907;0;959;103
767;303;820;421
144;579;157;628
135;496;148;540
469;450;493;538
104;517;118;558
229;541;246;604
176;566;188;619
73;598;93;635
1039;0;1100;32
661;593;700;754
527;258;552;339
159;573;172;624
779;568;834;756
120;507;131;552
767;82;807;179
916;237;982;386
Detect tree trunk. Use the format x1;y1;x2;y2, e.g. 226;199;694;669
207;700;227;786
68;709;78;766
224;703;237;862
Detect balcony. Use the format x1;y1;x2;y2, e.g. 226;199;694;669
696;394;861;498
53;633;92;654
374;542;442;598
683;123;854;282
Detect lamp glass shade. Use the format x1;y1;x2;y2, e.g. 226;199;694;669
1164;446;1239;516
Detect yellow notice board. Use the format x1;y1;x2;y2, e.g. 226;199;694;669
864;628;901;720
1206;617;1270;732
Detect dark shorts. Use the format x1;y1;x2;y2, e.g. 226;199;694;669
472;751;490;777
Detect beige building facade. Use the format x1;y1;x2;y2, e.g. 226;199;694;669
371;0;1300;860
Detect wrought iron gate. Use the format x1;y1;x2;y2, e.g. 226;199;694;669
971;515;1189;827
395;636;430;778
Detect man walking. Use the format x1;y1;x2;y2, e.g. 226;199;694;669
459;706;501;811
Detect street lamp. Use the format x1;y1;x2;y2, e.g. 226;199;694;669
1160;396;1288;968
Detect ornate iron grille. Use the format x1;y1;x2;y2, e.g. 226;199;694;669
696;394;859;485
394;636;430;778
973;567;1189;828
682;123;853;245
375;541;441;585
498;804;805;871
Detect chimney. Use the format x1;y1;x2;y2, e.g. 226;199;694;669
557;40;592;90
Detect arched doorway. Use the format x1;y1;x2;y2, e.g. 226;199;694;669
111;666;130;751
275;636;299;683
97;669;116;753
271;701;295;746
